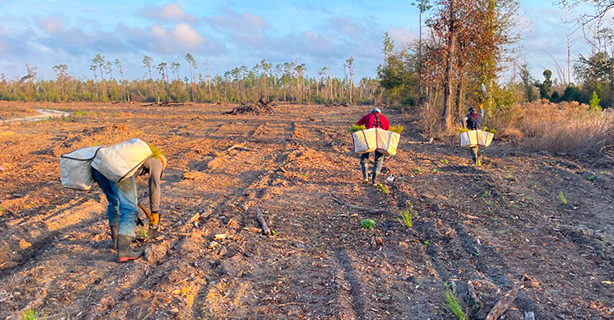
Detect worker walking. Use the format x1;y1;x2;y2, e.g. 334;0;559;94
356;107;390;185
461;103;484;166
93;151;166;262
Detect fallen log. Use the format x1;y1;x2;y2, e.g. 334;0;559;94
331;195;397;216
486;286;519;320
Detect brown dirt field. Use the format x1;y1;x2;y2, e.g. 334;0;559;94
0;101;39;120
0;102;613;319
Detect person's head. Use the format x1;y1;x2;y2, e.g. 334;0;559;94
468;107;476;115
371;107;381;114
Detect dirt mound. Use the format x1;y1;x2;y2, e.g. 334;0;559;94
224;99;275;115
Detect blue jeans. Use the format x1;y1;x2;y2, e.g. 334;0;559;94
93;169;139;237
360;151;385;179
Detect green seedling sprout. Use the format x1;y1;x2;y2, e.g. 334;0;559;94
445;289;467;320
559;191;567;205
361;219;376;230
377;182;389;195
400;207;414;228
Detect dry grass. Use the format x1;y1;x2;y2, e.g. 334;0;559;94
488;100;614;155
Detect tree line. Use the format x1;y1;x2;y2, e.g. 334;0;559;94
0;54;379;106
1;0;612;134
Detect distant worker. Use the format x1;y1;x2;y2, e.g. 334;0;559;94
461;103;484;166
356;107;390;185
93;150;166;262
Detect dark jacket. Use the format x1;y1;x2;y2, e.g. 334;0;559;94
356;112;390;130
463;107;483;130
134;157;164;212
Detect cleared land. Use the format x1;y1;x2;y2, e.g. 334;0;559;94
0;102;613;319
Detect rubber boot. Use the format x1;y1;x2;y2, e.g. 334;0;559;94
371;172;378;186
110;225;118;250
116;235;143;263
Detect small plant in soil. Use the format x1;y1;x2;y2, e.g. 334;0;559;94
559;191;568;205
432;168;438;173
137;226;147;238
444;288;467;320
400;203;415;228
361;219;376;230
377;182;389;195
443;159;449;165
587;175;596;181
21;309;44;320
414;168;421;174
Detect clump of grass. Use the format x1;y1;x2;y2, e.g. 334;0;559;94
389;125;404;134
361;219;375;230
21;309;44;320
445;289;467;320
349;124;367;133
559;191;567;205
490;101;614;154
399;204;415;228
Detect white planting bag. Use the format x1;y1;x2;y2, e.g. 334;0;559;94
352;128;377;154
459;130;479;147
375;128;400;156
477;130;494;147
60;146;101;190
91;138;152;183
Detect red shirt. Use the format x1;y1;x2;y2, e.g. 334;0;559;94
356;113;390;130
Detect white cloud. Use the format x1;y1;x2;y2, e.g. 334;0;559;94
388;26;416;46
141;3;197;23
36;16;65;34
173;23;204;48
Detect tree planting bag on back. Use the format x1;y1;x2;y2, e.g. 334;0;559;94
352;128;377;154
459;130;479;147
375;128;400;156
477;130;494;147
91;138;152;183
60;146;101;191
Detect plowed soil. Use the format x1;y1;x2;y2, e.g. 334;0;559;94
0;102;613;319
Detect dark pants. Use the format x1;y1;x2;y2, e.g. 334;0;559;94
93;169;139;237
360;151;385;179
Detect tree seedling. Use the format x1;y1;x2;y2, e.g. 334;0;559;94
559;191;567;205
400;206;415;228
21;309;44;320
444;288;467;320
414;168;422;174
361;219;376;230
587;175;596;181
377;182;389;195
432;168;438;173
443;159;449;165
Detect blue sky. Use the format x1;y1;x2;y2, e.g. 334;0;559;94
0;0;601;84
